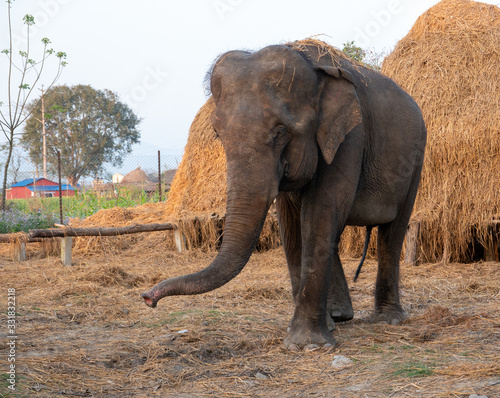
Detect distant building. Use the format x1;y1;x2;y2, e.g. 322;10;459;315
112;173;124;183
6;178;77;199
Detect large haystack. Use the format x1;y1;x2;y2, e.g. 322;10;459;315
163;98;227;217
382;0;500;262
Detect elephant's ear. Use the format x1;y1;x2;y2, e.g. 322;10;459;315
316;65;362;164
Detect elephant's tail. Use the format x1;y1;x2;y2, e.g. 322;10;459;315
353;226;373;282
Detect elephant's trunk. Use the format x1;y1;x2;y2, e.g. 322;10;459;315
141;178;275;308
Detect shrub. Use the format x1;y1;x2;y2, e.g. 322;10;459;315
0;209;57;233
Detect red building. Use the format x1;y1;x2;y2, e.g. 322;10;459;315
6;178;77;200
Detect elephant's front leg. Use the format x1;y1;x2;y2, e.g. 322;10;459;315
284;132;362;350
277;191;336;333
284;199;344;350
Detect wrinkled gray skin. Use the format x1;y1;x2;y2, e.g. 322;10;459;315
142;43;427;350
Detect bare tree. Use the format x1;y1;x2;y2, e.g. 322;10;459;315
0;0;66;210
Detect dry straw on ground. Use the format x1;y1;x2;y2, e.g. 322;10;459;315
1;246;498;397
382;0;500;262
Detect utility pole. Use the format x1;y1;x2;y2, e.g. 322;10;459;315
34;86;48;178
41;85;47;178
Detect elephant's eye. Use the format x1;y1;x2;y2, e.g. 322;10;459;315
271;125;288;141
271;125;290;149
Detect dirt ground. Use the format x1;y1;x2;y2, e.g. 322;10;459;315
0;238;499;397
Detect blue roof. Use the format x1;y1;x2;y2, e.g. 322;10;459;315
10;178;45;187
28;184;75;192
10;178;77;191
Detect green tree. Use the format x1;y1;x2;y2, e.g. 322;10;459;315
342;41;386;71
342;41;366;64
22;85;141;186
0;0;66;210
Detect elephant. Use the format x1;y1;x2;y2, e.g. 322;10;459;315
142;40;427;350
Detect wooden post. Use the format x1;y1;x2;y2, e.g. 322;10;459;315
61;236;72;266
14;241;26;261
174;229;187;253
404;222;420;266
158;150;162;202
485;220;499;262
57;151;63;225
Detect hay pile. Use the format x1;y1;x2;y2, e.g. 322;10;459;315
163;98;227;217
382;0;500;262
121;167;151;184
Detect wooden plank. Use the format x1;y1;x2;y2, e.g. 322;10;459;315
13;241;26;261
61;237;72;266
404;222;420;266
28;222;176;239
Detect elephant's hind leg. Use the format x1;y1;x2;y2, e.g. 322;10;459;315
371;222;407;325
371;169;422;325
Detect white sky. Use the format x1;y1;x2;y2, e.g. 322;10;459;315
1;0;498;156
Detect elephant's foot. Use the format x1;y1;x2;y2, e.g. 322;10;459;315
327;300;354;323
290;314;336;333
324;305;353;331
284;321;337;351
369;305;407;325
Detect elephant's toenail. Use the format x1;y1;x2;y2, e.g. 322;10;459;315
304;344;320;351
287;344;300;352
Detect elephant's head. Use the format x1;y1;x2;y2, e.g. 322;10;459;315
142;44;362;307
